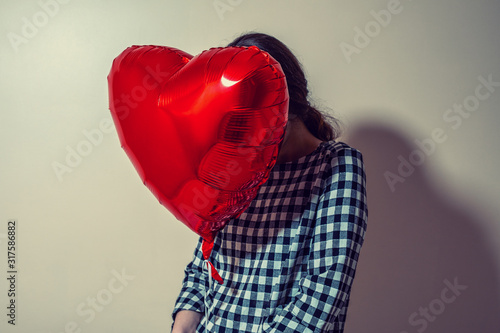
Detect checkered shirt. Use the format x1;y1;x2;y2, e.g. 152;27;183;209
172;141;368;332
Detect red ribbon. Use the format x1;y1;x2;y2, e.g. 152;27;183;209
202;239;223;284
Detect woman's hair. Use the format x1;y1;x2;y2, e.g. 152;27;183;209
227;32;341;141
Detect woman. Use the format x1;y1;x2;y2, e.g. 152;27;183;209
172;32;368;333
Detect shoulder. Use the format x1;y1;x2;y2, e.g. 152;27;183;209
318;142;368;219
320;141;365;174
313;141;367;197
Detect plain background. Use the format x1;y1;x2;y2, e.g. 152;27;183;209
1;0;499;332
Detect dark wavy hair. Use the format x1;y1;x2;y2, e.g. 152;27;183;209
227;32;341;141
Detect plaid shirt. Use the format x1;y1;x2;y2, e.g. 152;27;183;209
172;141;368;332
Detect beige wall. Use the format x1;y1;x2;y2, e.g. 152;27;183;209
0;0;499;332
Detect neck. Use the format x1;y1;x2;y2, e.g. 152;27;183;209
276;119;323;164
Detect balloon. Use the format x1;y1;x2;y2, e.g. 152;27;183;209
108;45;288;282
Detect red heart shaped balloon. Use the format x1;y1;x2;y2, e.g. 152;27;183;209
108;45;288;272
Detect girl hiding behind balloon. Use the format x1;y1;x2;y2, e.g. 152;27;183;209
172;32;368;333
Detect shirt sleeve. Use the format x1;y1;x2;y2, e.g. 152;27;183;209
262;146;368;332
171;236;207;322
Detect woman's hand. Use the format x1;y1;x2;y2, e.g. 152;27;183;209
171;310;203;333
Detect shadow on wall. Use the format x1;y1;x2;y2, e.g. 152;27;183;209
343;119;500;333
